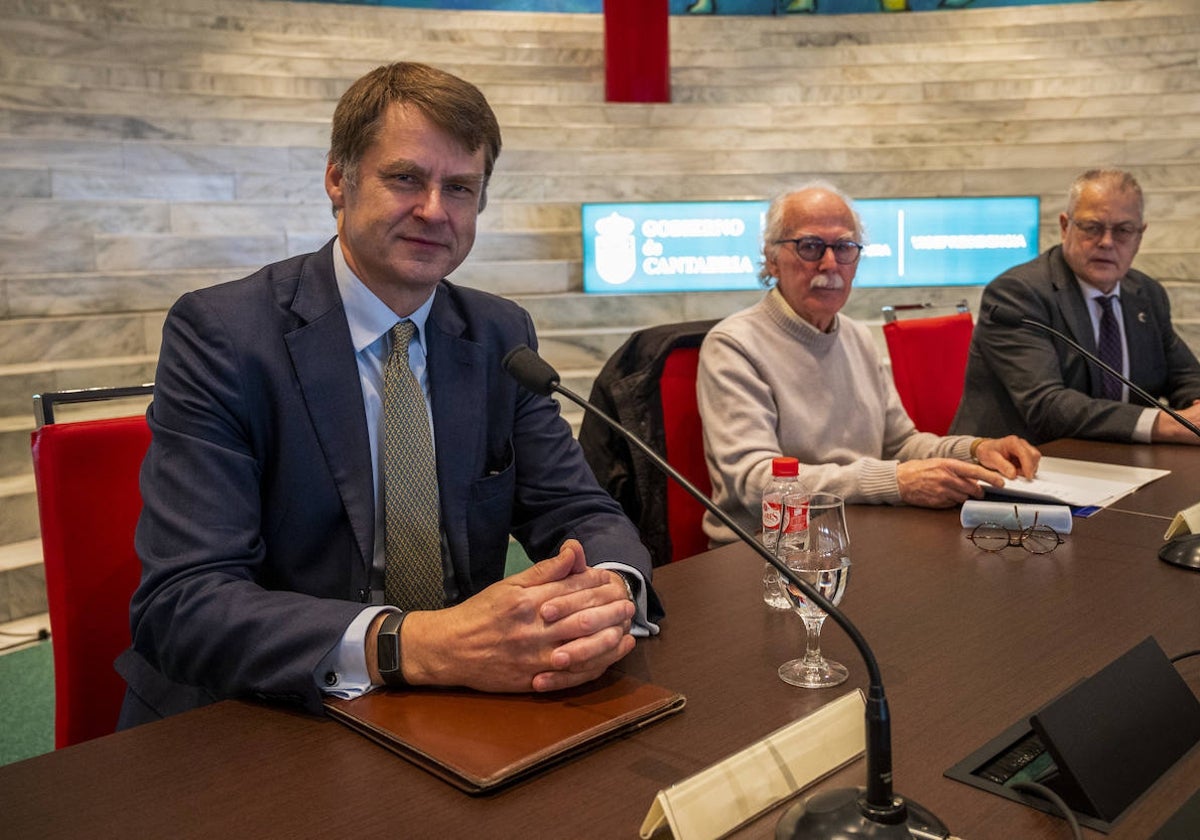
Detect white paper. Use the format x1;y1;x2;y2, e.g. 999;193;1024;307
981;456;1169;509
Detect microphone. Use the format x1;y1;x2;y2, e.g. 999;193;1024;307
503;344;949;840
986;305;1200;572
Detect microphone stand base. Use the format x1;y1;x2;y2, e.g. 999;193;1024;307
775;787;948;839
1158;535;1200;571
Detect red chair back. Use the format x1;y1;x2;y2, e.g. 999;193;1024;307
659;346;712;563
31;414;150;747
882;311;974;436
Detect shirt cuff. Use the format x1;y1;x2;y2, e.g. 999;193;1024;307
314;605;394;699
1132;407;1157;443
595;562;660;637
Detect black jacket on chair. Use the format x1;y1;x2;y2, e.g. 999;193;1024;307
579;319;718;567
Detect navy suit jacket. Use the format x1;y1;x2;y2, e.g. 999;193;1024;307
116;240;657;723
950;246;1200;444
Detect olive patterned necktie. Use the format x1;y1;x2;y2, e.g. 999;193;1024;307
382;320;444;610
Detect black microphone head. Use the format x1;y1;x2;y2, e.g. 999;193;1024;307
502;345;560;396
987;304;1026;328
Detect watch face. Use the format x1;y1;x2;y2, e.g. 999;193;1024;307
378;635;401;673
378;617;402;674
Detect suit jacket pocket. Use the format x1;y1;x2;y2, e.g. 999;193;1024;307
466;458;516;587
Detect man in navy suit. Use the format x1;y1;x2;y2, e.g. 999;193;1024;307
951;168;1200;445
116;63;660;727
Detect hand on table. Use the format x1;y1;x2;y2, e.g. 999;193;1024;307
398;540;635;693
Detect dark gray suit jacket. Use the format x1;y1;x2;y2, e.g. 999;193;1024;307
116;239;657;724
950;246;1200;444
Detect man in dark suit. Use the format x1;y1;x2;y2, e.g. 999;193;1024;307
116;63;660;728
951;168;1200;445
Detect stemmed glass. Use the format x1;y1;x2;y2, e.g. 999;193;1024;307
776;492;852;689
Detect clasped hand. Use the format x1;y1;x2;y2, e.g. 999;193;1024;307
897;435;1040;508
400;539;636;693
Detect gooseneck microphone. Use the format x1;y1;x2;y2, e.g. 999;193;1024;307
987;305;1200;573
503;344;949;840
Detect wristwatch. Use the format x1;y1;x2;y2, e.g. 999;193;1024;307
618;572;637;604
376;611;408;687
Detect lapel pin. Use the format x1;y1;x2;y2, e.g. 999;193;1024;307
1138;311;1148;323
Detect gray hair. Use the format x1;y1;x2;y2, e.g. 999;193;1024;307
759;180;866;284
1066;168;1144;221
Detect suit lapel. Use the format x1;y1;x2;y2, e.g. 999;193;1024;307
1051;257;1096;351
425;287;486;578
1050;248;1106;397
1119;274;1156;386
284;242;376;574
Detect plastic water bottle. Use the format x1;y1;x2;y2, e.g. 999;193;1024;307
761;456;808;610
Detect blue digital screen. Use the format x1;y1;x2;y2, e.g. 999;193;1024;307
581;196;1040;293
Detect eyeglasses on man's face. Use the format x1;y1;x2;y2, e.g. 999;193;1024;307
1067;217;1144;245
967;509;1063;555
775;237;863;265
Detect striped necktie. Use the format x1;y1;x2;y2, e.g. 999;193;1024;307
382;320;444;610
1095;295;1124;402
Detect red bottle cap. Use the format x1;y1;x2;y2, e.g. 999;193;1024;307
771;456;799;476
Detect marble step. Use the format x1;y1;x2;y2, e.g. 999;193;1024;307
0;356;159;418
4;32;1194;96
7;85;1200;150
501;112;1200;151
0;538;44;624
0;193;577;243
673;30;1200;69
675;50;1200;88
491;137;1200;175
5;62;1198;117
0;313;161;366
0;259;576;321
0;226;580;274
0;9;600;56
497;91;1200;130
0;54;603;96
7;111;1200;179
487;165;1200;211
0;20;606;69
0;412;33;479
6;138;1196;198
4;268;257;319
0;471;39;546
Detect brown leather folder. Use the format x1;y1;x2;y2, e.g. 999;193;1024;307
324;671;685;794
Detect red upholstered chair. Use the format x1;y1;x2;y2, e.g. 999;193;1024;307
659;346;712;564
881;303;973;436
30;385;153;748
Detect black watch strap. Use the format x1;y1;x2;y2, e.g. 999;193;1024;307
376;611;408;687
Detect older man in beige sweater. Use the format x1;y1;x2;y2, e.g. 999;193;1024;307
697;183;1040;545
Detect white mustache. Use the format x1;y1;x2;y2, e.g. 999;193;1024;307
810;272;844;290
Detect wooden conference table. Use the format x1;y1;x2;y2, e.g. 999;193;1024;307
3;439;1199;840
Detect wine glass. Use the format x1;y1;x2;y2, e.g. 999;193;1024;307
776;492;852;689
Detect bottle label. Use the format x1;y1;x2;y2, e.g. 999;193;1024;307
763;498;808;535
782;499;808;534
